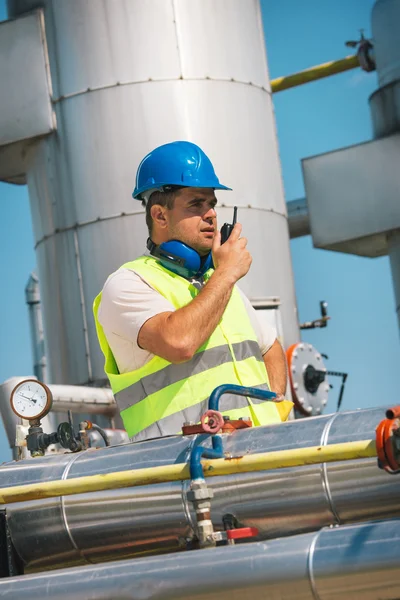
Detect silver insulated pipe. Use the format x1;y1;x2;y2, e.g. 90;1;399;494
0;518;399;600
2;405;400;572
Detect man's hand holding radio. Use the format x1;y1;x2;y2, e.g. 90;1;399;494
212;223;252;284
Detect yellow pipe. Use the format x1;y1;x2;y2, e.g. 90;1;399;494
0;439;377;505
271;54;360;93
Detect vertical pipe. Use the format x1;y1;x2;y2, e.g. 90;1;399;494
25;272;47;383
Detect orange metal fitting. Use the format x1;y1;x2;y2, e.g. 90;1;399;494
376;412;400;473
386;406;400;420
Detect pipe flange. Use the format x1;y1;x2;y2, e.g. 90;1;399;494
376;413;400;473
287;343;329;416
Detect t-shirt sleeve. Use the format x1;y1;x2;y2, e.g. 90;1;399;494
236;288;277;355
97;267;175;343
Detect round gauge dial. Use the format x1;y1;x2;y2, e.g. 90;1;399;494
10;379;53;420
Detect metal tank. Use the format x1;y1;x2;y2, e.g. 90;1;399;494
0;518;399;600
3;405;399;572
6;0;299;386
371;0;400;89
369;0;400;329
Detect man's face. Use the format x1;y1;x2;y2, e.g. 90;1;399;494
166;188;218;256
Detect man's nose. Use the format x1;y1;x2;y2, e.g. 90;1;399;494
203;206;217;220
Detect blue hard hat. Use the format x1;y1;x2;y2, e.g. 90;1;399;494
132;141;231;200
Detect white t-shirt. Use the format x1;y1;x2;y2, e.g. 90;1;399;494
98;266;277;374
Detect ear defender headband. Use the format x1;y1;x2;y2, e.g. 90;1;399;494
147;239;213;279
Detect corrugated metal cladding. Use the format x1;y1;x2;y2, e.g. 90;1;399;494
7;0;300;384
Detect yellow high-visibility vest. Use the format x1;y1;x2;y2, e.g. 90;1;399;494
93;256;293;441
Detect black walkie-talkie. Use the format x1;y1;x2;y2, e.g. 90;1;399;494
220;206;238;244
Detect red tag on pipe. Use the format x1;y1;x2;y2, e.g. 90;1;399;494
226;527;259;540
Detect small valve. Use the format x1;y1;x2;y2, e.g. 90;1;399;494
226;527;259;541
201;410;224;434
57;422;82;452
211;526;259;545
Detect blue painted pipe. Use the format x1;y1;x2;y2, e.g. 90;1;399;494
190;435;224;480
208;384;277;412
190;385;276;481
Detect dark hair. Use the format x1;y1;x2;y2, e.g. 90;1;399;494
144;187;182;234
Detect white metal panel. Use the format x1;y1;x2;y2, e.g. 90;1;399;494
234;208;299;347
35;232;90;385
25;137;60;243
372;0;400;87
77;217;148;383
0;11;54;145
176;0;270;88
370;79;400;139
303;134;400;257
49;0;180;98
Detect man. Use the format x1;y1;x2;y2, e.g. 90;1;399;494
94;141;291;442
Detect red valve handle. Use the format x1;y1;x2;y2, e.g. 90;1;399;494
226;527;259;540
201;410;224;434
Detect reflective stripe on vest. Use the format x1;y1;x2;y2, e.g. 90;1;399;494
116;340;261;411
93;255;283;440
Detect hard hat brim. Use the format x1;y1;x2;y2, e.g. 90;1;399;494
132;182;232;200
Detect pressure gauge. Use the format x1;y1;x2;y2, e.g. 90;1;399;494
10;379;53;421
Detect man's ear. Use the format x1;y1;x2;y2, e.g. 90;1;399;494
150;204;168;229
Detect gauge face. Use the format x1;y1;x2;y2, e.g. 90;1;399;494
10;379;53;420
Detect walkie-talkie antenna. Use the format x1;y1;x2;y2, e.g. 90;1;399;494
232;206;238;226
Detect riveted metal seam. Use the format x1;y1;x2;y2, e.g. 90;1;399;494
60;452;87;559
308;529;322;600
181;435;199;534
51;77;270;104
320;413;341;525
34;209;145;249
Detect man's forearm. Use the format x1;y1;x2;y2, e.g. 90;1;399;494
263;339;288;396
166;268;236;357
138;268;236;362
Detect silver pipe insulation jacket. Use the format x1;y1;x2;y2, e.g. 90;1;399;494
0;519;399;600
3;406;400;572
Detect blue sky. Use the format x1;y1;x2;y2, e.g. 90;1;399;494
1;0;398;461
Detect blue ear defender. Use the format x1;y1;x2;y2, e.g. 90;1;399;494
147;239;213;279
